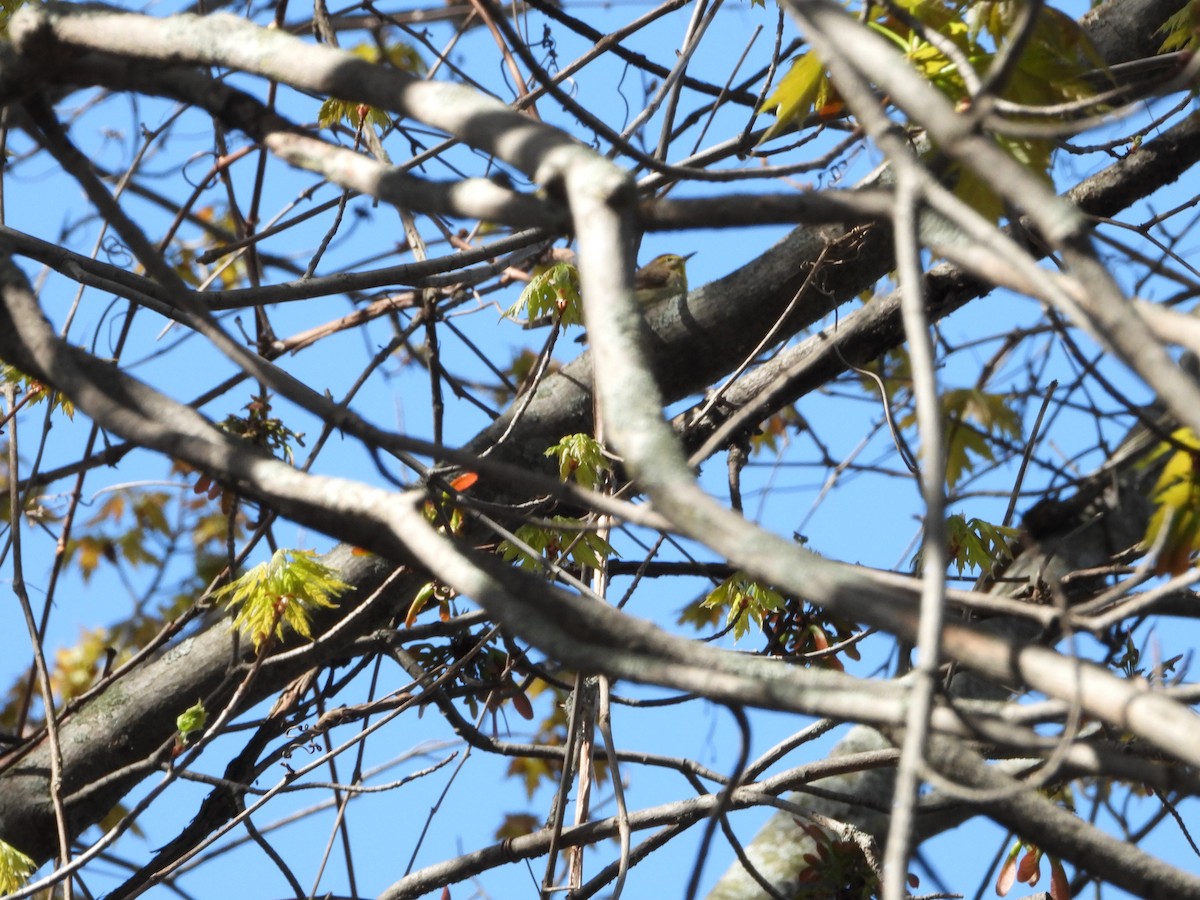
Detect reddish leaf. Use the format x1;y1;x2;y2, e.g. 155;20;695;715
450;471;479;492
1050;857;1069;900
1017;847;1041;885
996;852;1017;896
511;689;534;720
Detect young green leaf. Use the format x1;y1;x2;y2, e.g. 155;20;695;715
1157;0;1200;53
544;433;611;490
497;517;617;572
929;512;1021;575
176;699;208;744
1140;427;1200;574
317;42;425;129
214;549;350;651
0;839;34;893
219;393;305;465
902;388;1022;488
506;262;584;327
759;52;839;143
1;362;75;419
758;2;1101;221
701;572;786;641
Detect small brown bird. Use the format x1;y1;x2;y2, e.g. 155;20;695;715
630;252;695;307
521;252;695;336
570;252;694;343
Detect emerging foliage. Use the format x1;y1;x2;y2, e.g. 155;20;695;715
794;820;918;898
213;549;350;651
50;627;122;703
497;517;617;572
0;839;34;893
404;580;455;628
317;42;425;129
761;0;1103;219
759;52;841;142
901;388;1022;488
1140;427;1200;574
544;433;612;490
3;0;1200;895
915;512;1020;575
422;472;478;538
1;362;75;420
1157;0;1200;53
175;699;208;745
700;572;786;642
506;261;584;328
219;393;306;465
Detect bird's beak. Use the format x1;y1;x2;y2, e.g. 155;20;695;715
683;252;697;261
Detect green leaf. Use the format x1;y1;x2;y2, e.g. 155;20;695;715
952;6;1101;221
176;699;208;743
318;97;352;129
405;580;455;627
1156;1;1200;53
1140;427;1200;574
759;52;839;143
117;529;161;568
763;2;1103;223
318;97;390;130
923;512;1020;575
219;393;305;464
506;262;584;327
506;754;556;799
544;433;611;489
317;42;424;130
571;531;616;570
890;12;973;96
902;388;1022;488
701;573;785;641
213;549;349;651
678;596;726;630
1;361;75;419
497;517;617;572
97;801;144;839
858;347;912;403
50;627;112;702
350;40;426;75
133;492;173;537
949;133;1053;224
66;535;113;582
0;839;34;893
